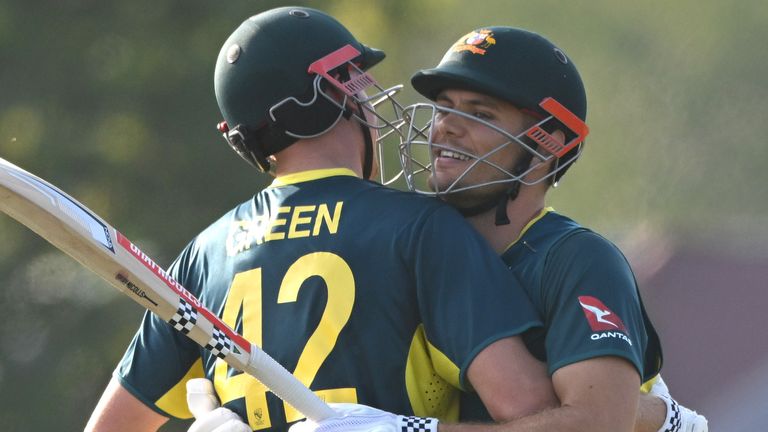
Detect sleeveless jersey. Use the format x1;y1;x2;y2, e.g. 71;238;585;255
459;208;663;421
115;169;542;430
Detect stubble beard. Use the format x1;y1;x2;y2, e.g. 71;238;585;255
430;170;511;211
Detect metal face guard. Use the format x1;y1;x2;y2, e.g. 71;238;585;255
397;98;588;196
307;44;410;185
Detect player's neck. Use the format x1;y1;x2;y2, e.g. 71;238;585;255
273;122;365;178
466;189;546;254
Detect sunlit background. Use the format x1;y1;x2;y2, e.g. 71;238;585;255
1;1;765;430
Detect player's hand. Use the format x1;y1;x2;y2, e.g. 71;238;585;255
289;403;438;432
650;376;708;432
186;378;251;432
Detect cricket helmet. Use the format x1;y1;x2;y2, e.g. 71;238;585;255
412;27;587;125
215;6;401;173
400;26;589;209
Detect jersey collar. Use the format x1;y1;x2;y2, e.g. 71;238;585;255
269;168;359;187
502;207;555;252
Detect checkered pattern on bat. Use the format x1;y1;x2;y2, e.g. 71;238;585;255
205;327;233;359
400;416;436;432
168;298;198;334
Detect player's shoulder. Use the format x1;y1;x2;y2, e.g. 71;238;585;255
267;175;447;211
525;211;585;242
350;180;461;218
371;182;449;208
178;199;251;256
550;224;630;269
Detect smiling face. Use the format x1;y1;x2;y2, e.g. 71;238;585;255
428;88;538;208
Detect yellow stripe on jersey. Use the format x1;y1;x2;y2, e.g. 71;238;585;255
155;358;205;419
405;324;460;421
502;207;555;252
641;374;660;393
270;168;358;187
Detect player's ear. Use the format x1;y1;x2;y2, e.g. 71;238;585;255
525;129;564;186
529;129;565;169
551;129;566;146
532;128;565;161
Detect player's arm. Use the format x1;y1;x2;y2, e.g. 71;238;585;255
435;356;639;432
551;356;640;431
85;376;169;432
636;391;668;432
466;335;558;420
287;355;637;432
414;206;557;417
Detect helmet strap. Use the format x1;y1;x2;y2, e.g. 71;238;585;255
362;125;374;180
457;153;533;226
451;152;533;225
493;151;534;225
352;100;374;179
494;193;513;225
456;196;500;218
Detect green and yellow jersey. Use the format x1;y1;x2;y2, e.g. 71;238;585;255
460;208;663;421
115;169;542;430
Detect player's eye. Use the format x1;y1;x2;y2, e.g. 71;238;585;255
473;111;493;121
434;105;451;119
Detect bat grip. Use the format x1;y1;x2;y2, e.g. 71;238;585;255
244;345;337;422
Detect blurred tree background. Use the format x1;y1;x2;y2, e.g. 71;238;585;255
1;0;766;430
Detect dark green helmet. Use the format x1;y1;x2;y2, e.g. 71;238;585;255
411;26;587;182
412;26;586;123
214;6;386;171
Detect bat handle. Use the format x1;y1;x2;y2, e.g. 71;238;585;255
244;345;338;422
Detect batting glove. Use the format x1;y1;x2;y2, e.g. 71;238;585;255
289;403;438;432
187;378;251;432
188;407;252;432
651;376;709;432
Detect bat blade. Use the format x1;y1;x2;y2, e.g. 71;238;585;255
0;157;335;422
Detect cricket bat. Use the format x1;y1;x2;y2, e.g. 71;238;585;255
0;156;336;422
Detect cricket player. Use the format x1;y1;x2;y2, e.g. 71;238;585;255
85;10;559;432
289;26;708;432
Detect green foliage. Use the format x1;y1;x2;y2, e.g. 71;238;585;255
0;0;765;430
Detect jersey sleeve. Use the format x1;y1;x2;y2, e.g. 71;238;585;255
114;242;205;419
541;231;648;377
409;206;543;390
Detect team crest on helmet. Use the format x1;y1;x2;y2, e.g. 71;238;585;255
451;29;496;55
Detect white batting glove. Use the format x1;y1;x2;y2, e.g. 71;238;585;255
650;376;708;432
649;375;671;398
186;378;251;432
188;407;252;432
289;403;438;432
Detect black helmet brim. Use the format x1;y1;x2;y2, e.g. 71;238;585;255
413;65;500;102
359;45;385;70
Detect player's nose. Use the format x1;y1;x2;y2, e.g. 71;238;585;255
433;107;465;141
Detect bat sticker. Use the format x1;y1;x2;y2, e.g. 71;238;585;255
115;231;251;352
5;168;114;252
115;273;159;306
